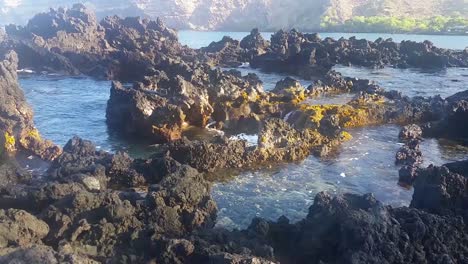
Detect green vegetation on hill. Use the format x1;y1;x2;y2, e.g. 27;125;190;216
320;16;468;34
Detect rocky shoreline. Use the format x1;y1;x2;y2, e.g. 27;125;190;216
0;4;468;263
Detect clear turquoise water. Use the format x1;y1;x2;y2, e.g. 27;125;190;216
214;125;468;229
19;32;468;230
19;75;156;157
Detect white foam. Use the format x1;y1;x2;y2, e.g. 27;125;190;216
229;133;258;146
17;68;35;74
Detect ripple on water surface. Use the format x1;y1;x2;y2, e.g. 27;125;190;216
334;66;468;98
223;65;354;105
19;75;156;157
213;125;468;230
20;75;111;147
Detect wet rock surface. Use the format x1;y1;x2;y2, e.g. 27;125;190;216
422;91;468;141
257;192;468;264
397;125;424;186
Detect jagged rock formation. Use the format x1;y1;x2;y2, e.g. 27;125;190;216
254;187;468;263
422;90;468;140
3;5;466;82
2;4;195;81
248;30;468;80
2;136;468;263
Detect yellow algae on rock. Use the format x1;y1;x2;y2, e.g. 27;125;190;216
241;91;249;101
4;132;16;152
27;128;41;140
336;106;371;128
299;104;340;124
19;128;43;150
340;131;353;141
296;100;388;129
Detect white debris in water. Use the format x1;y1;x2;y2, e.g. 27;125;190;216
229;134;258;146
340;172;347;178
17;69;35;74
205;121;217;129
283;111;294;122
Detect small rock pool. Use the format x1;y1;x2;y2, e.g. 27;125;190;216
19;65;468;230
213;125;468;229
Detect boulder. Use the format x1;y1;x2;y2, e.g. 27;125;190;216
272;77;306;101
395;139;423;166
240;28;270;60
411;160;468;217
0;209;49;248
0;245;99;263
259;192;468;263
399;124;423;141
201;36;244;67
106;81;186;143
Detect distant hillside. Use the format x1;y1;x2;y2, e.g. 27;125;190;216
1;0;467;33
323;0;467;23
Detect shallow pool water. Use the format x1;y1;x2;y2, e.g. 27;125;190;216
223;65;355;105
334;66;468;98
223;65;312;91
213;125;468;229
19;74;156;157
